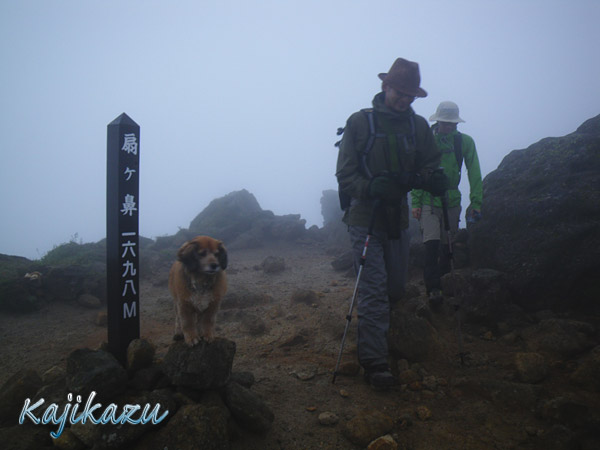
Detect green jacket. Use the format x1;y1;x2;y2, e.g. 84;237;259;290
411;128;482;211
336;92;440;232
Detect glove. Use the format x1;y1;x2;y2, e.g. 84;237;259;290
467;209;482;224
426;170;448;197
368;176;393;198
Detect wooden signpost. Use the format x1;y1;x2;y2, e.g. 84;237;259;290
106;113;140;365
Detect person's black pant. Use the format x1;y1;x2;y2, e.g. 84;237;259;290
424;239;441;294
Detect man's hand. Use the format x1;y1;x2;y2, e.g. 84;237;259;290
467;208;482;224
412;208;422;220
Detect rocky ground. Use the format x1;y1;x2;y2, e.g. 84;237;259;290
1;239;599;449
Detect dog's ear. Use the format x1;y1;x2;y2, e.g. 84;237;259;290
177;241;198;267
217;242;228;270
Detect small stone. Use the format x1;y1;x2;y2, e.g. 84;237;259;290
291;289;319;305
292;367;317;381
421;390;436;400
397;413;412;428
482;331;495;341
343;410;394;447
318;411;339;426
515;352;548;383
422;375;437;391
415;405;432;421
397;369;420;385
367;434;399;450
408;381;423;391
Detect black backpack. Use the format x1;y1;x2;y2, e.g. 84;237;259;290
335;109;416;211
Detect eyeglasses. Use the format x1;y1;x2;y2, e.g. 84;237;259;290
395;90;416;101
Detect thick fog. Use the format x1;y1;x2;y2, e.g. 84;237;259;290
1;0;599;260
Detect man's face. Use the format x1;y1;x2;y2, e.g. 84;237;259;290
383;85;415;112
437;121;458;134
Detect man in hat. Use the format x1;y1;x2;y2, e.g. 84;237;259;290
336;58;446;389
411;101;482;305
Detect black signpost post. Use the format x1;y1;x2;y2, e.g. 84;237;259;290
106;113;140;366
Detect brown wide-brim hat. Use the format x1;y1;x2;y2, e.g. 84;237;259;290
378;57;428;98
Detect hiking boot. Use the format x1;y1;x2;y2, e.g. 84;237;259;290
428;289;444;308
364;366;397;390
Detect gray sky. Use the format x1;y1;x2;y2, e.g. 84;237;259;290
1;0;599;260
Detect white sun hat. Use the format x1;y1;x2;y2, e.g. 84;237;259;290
429;101;465;123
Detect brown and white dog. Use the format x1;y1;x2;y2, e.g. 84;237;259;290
168;236;228;345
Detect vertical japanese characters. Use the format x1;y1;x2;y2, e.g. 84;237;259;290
120;133;138;317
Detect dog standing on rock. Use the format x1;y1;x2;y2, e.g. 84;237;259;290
168;236;228;346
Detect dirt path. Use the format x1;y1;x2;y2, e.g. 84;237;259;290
1;241;597;449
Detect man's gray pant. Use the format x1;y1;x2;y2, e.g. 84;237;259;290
349;225;409;369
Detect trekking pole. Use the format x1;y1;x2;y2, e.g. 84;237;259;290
440;194;467;366
332;200;380;384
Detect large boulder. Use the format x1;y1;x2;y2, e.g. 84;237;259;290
469;114;600;312
162;339;236;390
0;369;43;425
223;381;274;433
133;402;230;450
65;348;128;401
188;189;307;247
0;277;44;313
189;189;266;242
318;190;350;250
321;189;343;227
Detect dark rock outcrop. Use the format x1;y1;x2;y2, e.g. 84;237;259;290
319;190;350;251
162;339;236;390
188;189;307;248
320;189;343;227
223;381;274;433
66;348;128;401
0;369;43;425
469;114;600;312
133;402;230;450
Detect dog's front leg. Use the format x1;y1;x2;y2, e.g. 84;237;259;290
179;302;201;346
200;298;220;343
173;301;184;341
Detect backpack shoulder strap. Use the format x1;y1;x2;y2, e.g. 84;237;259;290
360;109;379;178
454;131;463;171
